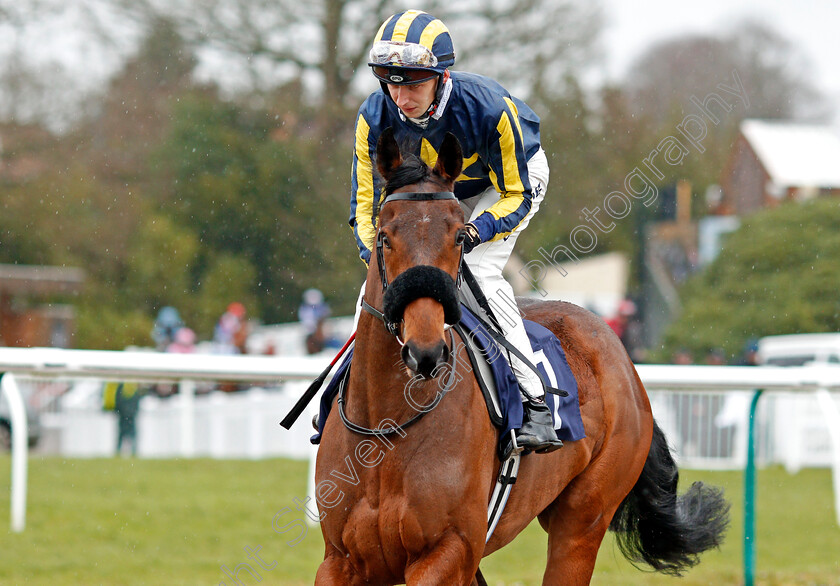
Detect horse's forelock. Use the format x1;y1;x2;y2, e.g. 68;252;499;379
383;154;432;195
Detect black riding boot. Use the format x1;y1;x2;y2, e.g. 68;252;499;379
516;399;564;454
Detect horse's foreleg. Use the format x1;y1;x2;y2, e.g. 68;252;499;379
315;545;367;586
404;530;482;586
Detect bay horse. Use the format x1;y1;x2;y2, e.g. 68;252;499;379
314;129;728;585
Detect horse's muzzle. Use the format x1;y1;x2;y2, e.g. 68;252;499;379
401;339;451;379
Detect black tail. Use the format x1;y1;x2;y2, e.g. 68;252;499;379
609;420;730;576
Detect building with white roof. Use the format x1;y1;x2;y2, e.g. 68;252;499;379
720;119;840;215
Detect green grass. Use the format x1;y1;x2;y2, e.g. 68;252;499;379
1;457;838;585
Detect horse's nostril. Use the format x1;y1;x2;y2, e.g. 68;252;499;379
439;342;450;367
401;345;418;372
402;340;448;379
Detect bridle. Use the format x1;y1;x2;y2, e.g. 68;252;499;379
373;191;463;291
336;326;458;437
341;190;465;437
362;190;464;341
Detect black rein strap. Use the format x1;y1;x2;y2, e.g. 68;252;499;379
336;328;458;437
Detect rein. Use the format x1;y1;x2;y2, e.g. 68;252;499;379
336;328;458;436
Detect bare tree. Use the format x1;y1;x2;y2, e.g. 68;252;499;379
0;0;142;130
0;0;602;130
104;0;602;116
623;19;829;126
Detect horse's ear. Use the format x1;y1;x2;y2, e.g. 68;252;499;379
376;127;402;181
433;132;463;185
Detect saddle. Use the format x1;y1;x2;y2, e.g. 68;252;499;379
455;305;585;454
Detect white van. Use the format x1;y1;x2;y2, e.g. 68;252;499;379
757;333;840;366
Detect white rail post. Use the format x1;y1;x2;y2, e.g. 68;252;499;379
180;379;196;457
815;388;840;527
1;373;28;532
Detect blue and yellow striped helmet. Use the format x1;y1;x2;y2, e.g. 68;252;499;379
368;10;455;85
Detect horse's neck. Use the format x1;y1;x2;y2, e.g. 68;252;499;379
347;312;419;425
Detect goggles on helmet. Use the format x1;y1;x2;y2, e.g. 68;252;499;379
371;65;439;85
369;41;439;68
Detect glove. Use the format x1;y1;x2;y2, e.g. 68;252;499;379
462;222;482;254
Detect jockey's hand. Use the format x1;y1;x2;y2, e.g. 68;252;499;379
462;222;482;254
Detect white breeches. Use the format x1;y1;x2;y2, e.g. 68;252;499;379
459;148;549;400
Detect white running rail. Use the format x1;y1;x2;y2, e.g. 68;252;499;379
2;349;839;531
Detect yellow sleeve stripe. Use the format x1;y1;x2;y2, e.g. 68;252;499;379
482;193;526;222
503;97;525;143
495;111;525;194
420;139;481;182
390;10;423;43
354;116;377;250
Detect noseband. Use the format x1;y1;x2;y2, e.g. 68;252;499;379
363;191;464;338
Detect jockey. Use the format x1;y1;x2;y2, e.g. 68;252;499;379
350;10;562;454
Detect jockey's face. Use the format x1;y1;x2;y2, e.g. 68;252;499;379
387;77;438;118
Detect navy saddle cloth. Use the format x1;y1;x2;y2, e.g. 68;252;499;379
310;305;585;445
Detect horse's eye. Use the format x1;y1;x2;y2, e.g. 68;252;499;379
381;234;392;249
455;229;466;246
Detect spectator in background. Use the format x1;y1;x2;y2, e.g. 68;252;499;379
736;338;760;366
605;298;646;362
214;302;249;354
298;288;341;355
167;327;196;354
299;288;330;333
704;348;727;365
151;306;183;351
672;347;694;365
153;327;198;398
104;382;144;457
